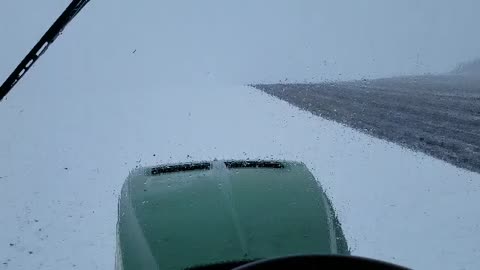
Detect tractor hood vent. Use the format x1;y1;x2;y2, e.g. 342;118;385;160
224;161;284;169
151;162;211;175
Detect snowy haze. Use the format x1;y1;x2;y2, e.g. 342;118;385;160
1;1;480;270
1;0;480;84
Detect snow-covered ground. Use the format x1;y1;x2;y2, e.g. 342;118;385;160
3;81;480;270
1;1;480;270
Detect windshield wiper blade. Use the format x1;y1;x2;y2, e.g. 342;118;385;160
0;0;91;102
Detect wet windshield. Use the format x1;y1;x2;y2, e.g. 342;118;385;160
1;1;479;269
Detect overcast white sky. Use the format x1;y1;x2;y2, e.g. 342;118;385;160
1;1;480;270
1;0;480;85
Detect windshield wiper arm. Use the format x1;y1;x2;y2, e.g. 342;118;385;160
0;0;91;102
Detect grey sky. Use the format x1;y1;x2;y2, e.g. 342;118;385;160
1;0;479;84
1;2;480;269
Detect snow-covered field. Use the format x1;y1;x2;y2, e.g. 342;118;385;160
1;1;480;269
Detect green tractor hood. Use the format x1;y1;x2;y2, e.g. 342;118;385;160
116;160;349;270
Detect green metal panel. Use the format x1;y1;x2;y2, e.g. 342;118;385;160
117;161;349;270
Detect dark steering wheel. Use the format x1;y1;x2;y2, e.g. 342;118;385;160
232;255;410;270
